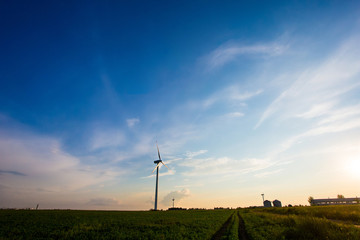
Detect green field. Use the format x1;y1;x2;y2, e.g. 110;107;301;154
1;206;360;239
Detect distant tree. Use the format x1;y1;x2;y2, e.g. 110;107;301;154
337;194;344;199
308;196;314;206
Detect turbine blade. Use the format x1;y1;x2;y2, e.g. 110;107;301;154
156;142;162;160
161;161;171;171
152;163;161;173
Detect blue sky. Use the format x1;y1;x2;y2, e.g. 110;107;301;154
1;1;360;210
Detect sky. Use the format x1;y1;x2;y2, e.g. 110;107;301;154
1;0;360;210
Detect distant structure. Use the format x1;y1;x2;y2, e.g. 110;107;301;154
168;207;186;210
264;200;272;207
36;204;39;210
273;199;282;207
311;197;360;206
261;193;265;203
172;198;175;208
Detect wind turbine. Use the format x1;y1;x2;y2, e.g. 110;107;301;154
152;142;171;211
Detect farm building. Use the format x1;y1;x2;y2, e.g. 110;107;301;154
311;197;360;206
263;200;272;207
273;199;282;207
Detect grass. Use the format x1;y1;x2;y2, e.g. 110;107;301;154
240;206;360;240
228;213;239;240
0;209;233;239
251;205;360;224
1;206;360;239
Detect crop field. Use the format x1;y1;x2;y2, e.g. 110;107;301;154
241;205;360;240
1;205;360;239
0;209;232;239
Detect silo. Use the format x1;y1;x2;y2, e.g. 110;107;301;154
264;200;272;207
273;199;282;207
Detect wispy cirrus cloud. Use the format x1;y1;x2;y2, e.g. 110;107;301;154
206;41;288;69
179;156;277;177
318;104;360;125
274;111;360;156
191;86;263;110
256;35;360;129
296;102;335;119
185;150;208;159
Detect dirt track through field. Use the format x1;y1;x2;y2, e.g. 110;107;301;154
211;213;234;240
327;218;360;228
237;212;249;240
210;211;249;240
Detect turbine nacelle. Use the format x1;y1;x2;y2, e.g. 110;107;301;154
152;159;170;173
152;142;171;173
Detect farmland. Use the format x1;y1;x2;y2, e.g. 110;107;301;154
1;205;360;239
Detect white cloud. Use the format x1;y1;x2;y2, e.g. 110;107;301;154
0;128;120;194
161;188;190;206
127;118;140;128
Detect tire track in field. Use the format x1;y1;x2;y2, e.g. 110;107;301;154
237;212;249;240
327;218;360;228
210;212;235;240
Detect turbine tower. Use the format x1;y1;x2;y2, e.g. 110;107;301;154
152;142;170;210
